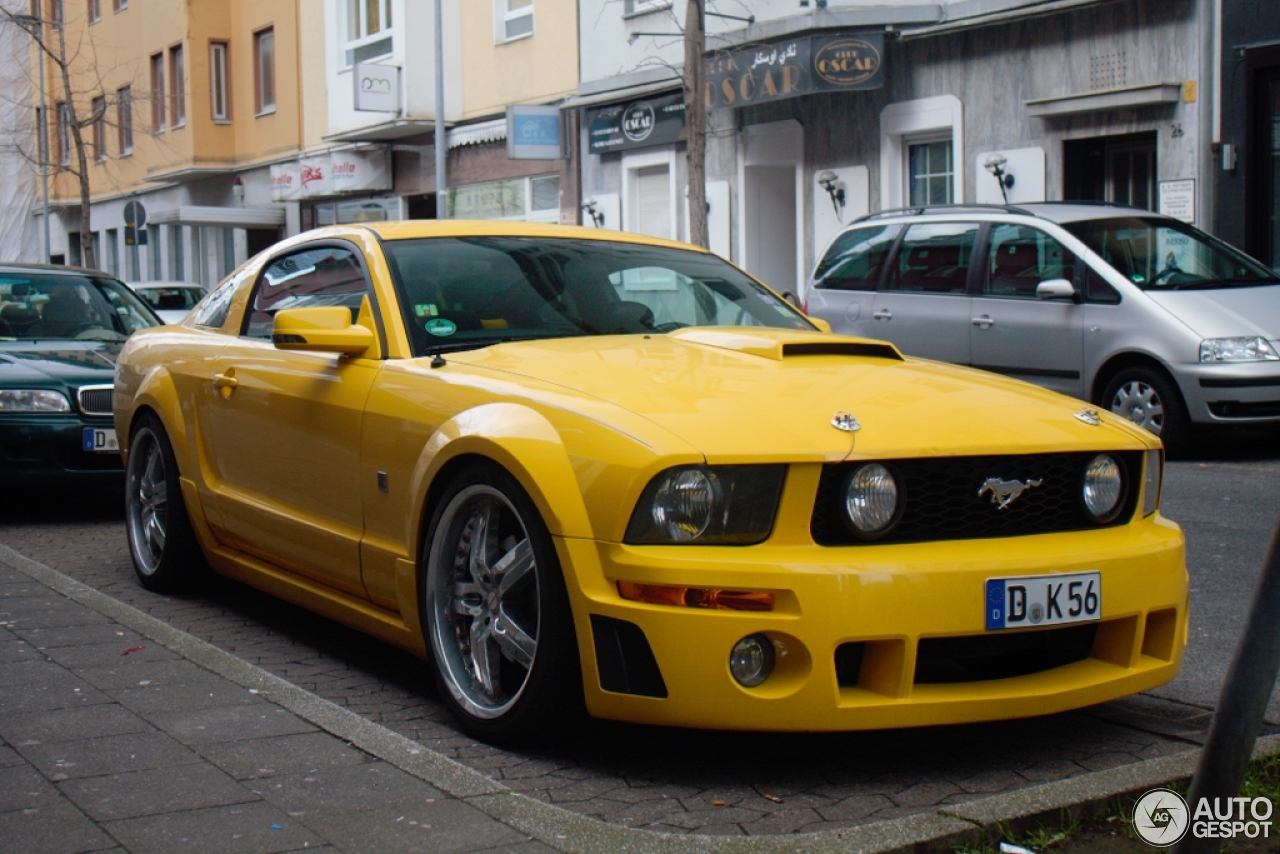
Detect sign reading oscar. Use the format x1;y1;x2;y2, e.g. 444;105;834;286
705;33;883;110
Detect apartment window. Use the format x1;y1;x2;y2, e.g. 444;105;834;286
344;0;392;65
87;0;99;23
168;45;185;127
48;0;61;25
112;0;125;10
117;86;132;154
210;42;229;122
907;140;954;206
55;101;68;165
496;0;533;43
150;53;165;133
35;106;47;167
91;95;105;161
623;0;670;14
254;28;275;114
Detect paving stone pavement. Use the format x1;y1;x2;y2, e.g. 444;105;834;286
0;559;551;854
0;494;1225;840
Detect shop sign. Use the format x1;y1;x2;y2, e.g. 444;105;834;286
1159;179;1195;224
354;62;398;113
587;91;686;154
271;150;391;201
507;105;562;160
704;33;884;110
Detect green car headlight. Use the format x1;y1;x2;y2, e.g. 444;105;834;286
1199;337;1280;362
625;465;786;545
0;389;71;413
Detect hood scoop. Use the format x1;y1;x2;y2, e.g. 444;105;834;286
670;328;903;361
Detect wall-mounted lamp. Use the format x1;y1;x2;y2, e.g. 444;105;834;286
983;154;1015;205
815;170;846;223
582;198;605;228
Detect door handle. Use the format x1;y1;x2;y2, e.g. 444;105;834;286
213;371;238;397
971;315;995;328
872;309;892;321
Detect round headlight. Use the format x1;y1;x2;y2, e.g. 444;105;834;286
729;633;775;687
843;463;901;537
651;468;722;542
1082;454;1124;522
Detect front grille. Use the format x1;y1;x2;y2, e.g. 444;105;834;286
77;386;113;417
811;452;1142;546
914;624;1098;684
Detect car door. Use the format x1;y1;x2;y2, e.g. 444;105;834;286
201;242;382;598
805;224;902;337
868;221;979;363
969;223;1086;398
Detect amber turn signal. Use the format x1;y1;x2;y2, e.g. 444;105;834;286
617;581;775;612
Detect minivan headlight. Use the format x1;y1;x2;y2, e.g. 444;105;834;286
1199;337;1280;362
625;465;786;545
0;389;71;412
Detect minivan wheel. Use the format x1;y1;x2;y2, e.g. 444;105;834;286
1102;366;1191;455
125;414;206;592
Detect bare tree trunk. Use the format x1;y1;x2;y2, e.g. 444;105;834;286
52;20;93;269
683;0;708;250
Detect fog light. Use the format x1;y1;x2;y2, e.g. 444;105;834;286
729;634;775;687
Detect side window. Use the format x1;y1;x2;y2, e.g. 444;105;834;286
885;222;978;294
984;224;1077;298
243;245;369;339
813;225;901;292
1084;266;1121;304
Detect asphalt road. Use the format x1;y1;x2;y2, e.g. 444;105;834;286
2;432;1278;837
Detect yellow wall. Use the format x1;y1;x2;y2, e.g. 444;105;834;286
458;0;578;120
41;0;305;203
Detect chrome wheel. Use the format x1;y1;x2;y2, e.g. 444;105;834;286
127;430;168;575
427;485;540;720
1110;379;1164;435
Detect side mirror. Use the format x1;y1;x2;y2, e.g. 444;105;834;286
272;307;373;356
1035;278;1076;301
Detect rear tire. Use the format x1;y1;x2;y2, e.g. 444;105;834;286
1102;366;1192;456
125;414;205;592
421;461;582;744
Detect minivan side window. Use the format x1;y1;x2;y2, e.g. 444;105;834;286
243;245;370;339
984;224;1077;298
813;225;901;291
885;222;979;294
1084;267;1121;304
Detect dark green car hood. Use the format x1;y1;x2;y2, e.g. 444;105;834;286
0;341;121;389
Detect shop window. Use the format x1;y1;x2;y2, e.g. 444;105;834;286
345;0;393;65
444;177;559;222
496;0;533;43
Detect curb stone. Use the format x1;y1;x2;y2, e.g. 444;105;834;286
1;539;1275;854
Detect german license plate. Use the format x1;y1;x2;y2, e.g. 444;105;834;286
985;572;1100;630
82;427;118;453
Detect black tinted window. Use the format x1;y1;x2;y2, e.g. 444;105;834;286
243;246;369;339
985;224;1077;298
813;225;900;291
885;222;979;295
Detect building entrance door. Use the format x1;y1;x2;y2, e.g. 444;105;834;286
739;121;803;298
1063;131;1157;211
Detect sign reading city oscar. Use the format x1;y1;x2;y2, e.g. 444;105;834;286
354;62;399;113
704;32;884;110
586;91;686;154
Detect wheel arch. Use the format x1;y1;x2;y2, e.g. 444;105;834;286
1091;351;1182;406
119;367;187;472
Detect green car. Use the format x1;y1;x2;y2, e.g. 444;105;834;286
0;264;163;485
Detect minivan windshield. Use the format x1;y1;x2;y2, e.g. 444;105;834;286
1064;217;1279;291
0;272;161;341
383;236;815;357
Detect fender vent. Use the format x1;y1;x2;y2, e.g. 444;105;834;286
590;615;667;698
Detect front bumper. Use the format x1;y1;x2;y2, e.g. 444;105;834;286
559;514;1187;731
1181;362;1280;424
0;415;124;484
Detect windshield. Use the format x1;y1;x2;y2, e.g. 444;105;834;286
382;236;815;357
0;272;161;341
1064;217;1279;291
136;285;206;311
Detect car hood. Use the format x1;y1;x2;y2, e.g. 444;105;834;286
0;340;121;388
1145;285;1280;339
447;328;1151;461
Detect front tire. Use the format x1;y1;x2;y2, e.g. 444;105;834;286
422;462;581;744
1102;366;1191;455
125;414;205;592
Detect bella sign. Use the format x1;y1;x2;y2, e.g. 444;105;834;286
705;33;884;109
270;150;391;201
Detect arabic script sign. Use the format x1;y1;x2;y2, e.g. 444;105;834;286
705;33;884;109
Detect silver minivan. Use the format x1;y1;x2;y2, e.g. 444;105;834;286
806;204;1280;452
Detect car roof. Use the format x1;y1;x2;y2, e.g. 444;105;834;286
851;202;1168;226
358;220;705;252
0;262;114;278
129;281;204;289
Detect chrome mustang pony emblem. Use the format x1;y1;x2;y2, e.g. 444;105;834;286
978;477;1043;510
831;411;860;433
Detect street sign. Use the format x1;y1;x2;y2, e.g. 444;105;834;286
123;200;147;228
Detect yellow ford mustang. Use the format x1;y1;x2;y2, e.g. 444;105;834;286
113;222;1186;742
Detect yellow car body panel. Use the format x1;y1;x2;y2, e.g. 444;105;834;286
113;221;1187;732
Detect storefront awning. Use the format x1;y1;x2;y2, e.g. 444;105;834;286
447;119;507;149
323;118;441;143
148;206;285;229
1025;82;1183;118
